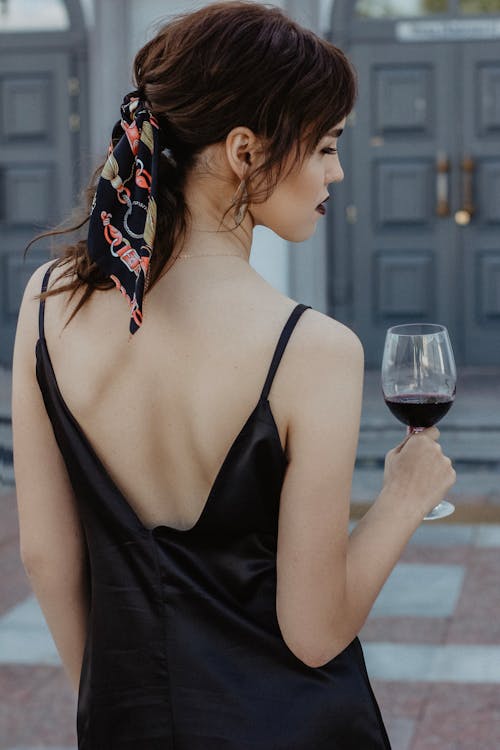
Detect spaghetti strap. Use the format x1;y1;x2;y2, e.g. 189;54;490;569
260;302;311;401
38;262;58;342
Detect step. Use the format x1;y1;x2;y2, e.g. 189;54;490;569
0;419;13;486
352;465;500;501
357;426;500;467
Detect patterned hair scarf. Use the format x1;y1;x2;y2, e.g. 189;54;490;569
88;90;162;336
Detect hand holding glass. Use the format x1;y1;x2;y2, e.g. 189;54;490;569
381;324;456;520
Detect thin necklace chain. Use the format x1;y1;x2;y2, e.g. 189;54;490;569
176;252;248;259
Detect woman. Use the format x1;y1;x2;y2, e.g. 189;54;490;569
11;2;455;748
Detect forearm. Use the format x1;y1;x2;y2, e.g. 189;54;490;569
23;559;90;693
320;486;424;663
344;485;423;634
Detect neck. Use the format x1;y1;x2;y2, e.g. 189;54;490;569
181;165;254;260
180;223;253;260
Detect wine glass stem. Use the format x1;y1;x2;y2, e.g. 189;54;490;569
407;426;425;435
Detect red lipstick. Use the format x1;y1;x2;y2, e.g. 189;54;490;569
316;195;330;215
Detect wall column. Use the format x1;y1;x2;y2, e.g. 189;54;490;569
285;0;329;313
88;0;132;161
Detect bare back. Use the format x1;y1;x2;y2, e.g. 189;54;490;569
18;250;368;671
41;257;304;531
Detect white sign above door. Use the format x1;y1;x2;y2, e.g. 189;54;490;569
396;19;500;42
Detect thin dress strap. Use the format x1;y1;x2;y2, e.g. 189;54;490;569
260;303;311;402
38;262;57;341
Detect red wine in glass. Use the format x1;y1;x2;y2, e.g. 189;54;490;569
381;324;457;520
384;393;455;430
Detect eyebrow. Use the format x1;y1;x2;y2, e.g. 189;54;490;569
327;128;344;137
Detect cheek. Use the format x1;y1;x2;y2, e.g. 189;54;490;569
277;175;315;211
250;161;321;230
291;163;322;198
273;191;312;229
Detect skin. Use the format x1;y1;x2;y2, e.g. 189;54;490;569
11;115;455;691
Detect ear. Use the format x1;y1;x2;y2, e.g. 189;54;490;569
224;126;264;181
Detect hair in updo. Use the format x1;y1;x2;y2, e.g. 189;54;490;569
29;0;357;324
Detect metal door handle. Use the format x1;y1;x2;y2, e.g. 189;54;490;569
436;152;450;217
455;156;475;226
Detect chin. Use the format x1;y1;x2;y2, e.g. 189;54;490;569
278;225;317;243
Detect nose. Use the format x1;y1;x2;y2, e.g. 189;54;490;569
327;159;344;185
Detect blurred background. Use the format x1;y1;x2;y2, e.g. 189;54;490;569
1;1;500;748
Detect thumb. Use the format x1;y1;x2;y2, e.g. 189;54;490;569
395;431;413;453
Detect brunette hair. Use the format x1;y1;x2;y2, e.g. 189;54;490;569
28;0;357;325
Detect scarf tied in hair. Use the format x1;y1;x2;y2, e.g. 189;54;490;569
88;90;162;335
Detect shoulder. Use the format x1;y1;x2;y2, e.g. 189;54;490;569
16;259;57;342
254;274;363;361
287;303;364;373
14;258;71;361
21;258;70;307
272;302;364;436
23;259;55;302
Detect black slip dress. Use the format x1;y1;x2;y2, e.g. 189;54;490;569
35;262;392;749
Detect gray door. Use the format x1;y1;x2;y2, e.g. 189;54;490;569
335;38;500;366
0;50;75;365
461;41;500;363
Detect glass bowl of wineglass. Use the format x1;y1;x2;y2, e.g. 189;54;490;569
381;323;457;520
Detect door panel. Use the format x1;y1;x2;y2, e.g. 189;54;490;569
374;64;434;133
0;51;74;365
375;159;434;225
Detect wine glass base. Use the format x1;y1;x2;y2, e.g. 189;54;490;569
423;500;455;521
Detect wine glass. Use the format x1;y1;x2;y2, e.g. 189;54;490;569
381;323;457;521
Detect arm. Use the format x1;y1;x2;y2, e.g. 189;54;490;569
11;261;90;693
343;430;454;644
275;311;454;668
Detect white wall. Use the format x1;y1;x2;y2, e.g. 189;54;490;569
80;0;94;25
129;0;287;55
320;0;335;33
88;0;132;158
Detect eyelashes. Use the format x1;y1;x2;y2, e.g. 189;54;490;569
322;147;338;155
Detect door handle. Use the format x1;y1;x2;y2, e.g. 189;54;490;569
455;156;475;226
436;152;450;217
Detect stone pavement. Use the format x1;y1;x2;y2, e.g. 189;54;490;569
1;366;500;748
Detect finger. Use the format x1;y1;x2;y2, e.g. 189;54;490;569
422;426;440;441
395;432;413;453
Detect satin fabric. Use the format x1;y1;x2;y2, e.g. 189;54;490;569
35;263;391;749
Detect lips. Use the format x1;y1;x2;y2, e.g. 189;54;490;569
315;195;330;215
